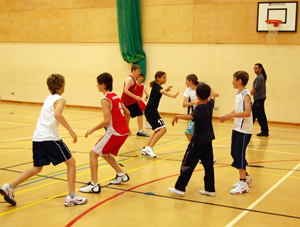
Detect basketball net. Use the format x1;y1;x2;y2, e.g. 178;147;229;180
265;20;282;37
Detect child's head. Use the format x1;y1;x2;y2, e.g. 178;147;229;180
47;74;65;95
196;83;211;101
97;72;113;91
131;64;141;77
233;71;249;86
150;71;166;87
186;74;199;87
136;72;144;84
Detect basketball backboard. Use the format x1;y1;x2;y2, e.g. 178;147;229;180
257;1;298;32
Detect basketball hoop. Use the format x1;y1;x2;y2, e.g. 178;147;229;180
265;19;282;37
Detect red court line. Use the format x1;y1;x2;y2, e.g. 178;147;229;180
66;159;300;226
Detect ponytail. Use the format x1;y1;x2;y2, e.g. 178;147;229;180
150;71;166;87
255;63;267;81
186;74;199;85
150;80;156;87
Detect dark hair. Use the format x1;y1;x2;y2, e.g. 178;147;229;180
138;72;144;78
186;74;199;85
47;73;65;94
196;83;211;100
150;71;166;87
97;72;113;91
131;64;141;72
233;71;249;86
255;63;267;81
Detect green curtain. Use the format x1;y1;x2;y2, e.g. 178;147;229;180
117;0;146;80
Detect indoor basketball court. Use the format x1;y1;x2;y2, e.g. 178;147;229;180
1;1;300;227
0;102;300;226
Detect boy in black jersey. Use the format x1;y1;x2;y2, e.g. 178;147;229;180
168;84;216;196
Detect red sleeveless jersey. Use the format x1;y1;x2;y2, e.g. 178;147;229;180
121;75;138;106
103;92;129;136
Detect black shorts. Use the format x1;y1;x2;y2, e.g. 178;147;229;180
33;140;72;166
231;130;252;170
126;102;143;118
145;111;165;131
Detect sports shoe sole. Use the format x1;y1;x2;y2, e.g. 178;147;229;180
0;189;16;206
230;188;250;194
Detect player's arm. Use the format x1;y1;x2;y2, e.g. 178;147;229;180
121;103;132;135
85;99;111;137
143;88;149;102
172;114;194;126
123;77;142;102
250;88;256;96
54;98;77;143
183;96;197;108
220;95;251;122
160;89;179;98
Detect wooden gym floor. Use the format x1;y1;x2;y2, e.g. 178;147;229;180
0;102;300;227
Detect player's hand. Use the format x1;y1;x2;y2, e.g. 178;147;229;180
165;86;173;92
69;130;77;143
85;129;93;138
136;96;142;102
220;114;230;123
173;92;179;98
172;117;178;126
128;130;132;136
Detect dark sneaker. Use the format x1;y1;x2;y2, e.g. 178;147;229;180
136;131;150;137
257;132;269;137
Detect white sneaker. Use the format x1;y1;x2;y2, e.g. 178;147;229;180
199;190;216;197
0;183;16;205
144;122;152;129
109;173;130;184
79;181;101;193
141;146;156;158
233;175;253;188
230;181;250;194
168;187;185;196
64;194;87;207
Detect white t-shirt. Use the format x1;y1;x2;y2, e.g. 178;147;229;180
33;94;63;141
233;89;253;134
183;87;197;108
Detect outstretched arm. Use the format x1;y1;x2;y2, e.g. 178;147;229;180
220;95;251;123
85;99;111;137
160;89;179;98
172;114;194;126
54;98;77;143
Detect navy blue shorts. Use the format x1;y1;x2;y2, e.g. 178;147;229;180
125;102;143;118
32;140;72;166
231;130;252;170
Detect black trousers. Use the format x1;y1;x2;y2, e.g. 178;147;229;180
252;97;269;133
175;142;215;192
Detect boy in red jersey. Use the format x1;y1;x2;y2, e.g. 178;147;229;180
121;64;149;137
135;73;151;129
80;73;131;193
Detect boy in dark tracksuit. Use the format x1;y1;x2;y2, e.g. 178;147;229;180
168;83;216;196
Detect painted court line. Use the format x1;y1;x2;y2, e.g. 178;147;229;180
225;162;300;227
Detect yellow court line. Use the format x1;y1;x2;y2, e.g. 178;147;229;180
0;141;189;217
0;134;229;217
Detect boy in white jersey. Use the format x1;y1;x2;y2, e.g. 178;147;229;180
80;73;131;194
0;74;87;206
220;71;253;195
